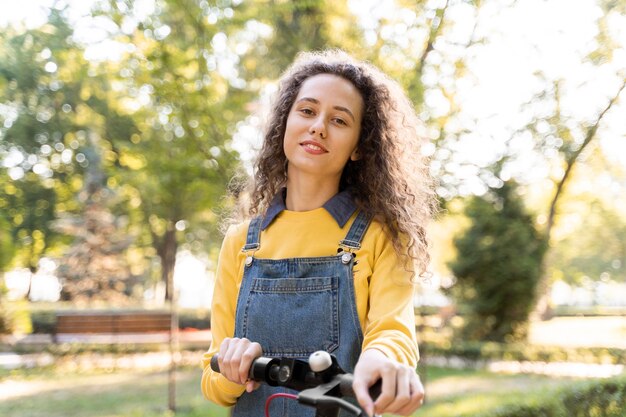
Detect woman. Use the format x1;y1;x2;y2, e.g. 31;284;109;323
202;50;436;417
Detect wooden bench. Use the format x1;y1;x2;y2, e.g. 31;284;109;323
56;311;172;335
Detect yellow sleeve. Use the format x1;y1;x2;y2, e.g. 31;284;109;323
201;224;247;406
361;227;419;367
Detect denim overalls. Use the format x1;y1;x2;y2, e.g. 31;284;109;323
232;210;372;417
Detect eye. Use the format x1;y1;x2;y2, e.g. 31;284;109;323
299;108;314;115
333;117;348;126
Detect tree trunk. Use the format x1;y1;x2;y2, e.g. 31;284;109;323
157;224;178;302
24;264;36;301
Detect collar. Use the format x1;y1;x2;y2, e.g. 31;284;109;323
261;188;357;230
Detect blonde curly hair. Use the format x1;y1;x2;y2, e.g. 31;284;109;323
244;50;437;275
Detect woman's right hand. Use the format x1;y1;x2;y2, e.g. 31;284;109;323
217;337;263;392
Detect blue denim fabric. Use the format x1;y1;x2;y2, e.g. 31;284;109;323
232;211;371;417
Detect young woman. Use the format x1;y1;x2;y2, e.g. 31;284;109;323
201;50;436;417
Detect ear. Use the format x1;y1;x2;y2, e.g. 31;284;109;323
350;148;360;161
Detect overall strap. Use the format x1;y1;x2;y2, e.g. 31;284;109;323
338;210;372;251
242;217;263;252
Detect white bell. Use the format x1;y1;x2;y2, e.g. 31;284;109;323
308;350;332;372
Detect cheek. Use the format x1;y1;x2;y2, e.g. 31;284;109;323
283;115;299;140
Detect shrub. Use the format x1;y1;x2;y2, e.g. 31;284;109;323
476;377;626;417
422;341;626;365
30;309;57;334
447;183;547;343
179;309;210;330
562;379;626;417
0;300;33;335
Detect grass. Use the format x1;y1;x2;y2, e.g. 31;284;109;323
414;366;590;417
1;364;598;417
0;366;229;417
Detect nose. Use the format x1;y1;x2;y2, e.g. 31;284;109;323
308;117;327;139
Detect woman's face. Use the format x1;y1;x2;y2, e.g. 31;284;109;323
283;73;364;184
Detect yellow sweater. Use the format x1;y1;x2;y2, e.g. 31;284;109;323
201;207;418;406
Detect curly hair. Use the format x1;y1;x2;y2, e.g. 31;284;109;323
244;50;437;276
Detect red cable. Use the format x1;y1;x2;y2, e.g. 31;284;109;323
265;393;298;417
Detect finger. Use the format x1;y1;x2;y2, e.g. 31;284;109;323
412;374;425;407
397;373;425;416
230;340;252;384
217;338;232;373
222;338;245;383
352;372;376;417
239;342;261;383
385;367;411;414
246;380;261;393
373;365;397;415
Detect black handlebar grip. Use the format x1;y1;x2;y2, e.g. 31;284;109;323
209;354;275;381
338;374;382;401
210;354;220;373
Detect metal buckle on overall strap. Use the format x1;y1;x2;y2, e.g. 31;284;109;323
337;240;359;265
242;243;259;267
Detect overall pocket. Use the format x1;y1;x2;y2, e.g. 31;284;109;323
242;276;339;357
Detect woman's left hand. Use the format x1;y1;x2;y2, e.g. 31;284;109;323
352;349;424;417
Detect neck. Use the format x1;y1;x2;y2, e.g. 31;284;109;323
285;169;340;212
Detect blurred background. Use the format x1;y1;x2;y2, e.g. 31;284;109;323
1;0;625;416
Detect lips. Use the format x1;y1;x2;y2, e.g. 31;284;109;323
300;140;328;154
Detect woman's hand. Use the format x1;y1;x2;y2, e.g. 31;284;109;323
352;349;424;416
217;337;263;393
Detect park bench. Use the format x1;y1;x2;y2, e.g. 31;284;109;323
55;311;172;342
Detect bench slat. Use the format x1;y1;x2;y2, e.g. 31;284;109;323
56;312;172;334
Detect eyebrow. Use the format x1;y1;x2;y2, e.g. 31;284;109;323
296;97;356;122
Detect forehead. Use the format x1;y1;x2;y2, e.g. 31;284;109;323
296;74;364;112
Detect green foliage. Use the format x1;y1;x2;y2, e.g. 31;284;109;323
448;182;547;342
29;308;57;334
0;300;32;334
0;209;15;272
178;308;211;330
0;9;138;296
1;172;57;272
549;199;626;284
423;340;626;365
237;0;363;80
475;377;626;417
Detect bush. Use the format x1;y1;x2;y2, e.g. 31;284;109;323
0;300;33;335
423;341;626;365
30;309;57;334
447;183;547;342
179;309;210;330
477;377;626;417
562;379;626;417
483;403;560;417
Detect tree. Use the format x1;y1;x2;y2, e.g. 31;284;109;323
91;0;254;302
531;78;625;317
0;8;137;298
237;0;364;81
448;182;546;342
546;151;626;286
53;139;136;305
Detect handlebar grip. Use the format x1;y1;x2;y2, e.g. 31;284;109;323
338;374;382;401
209;354;276;382
210;354;220;373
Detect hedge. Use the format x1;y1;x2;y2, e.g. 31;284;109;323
423;341;626;365
476;377;626;417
